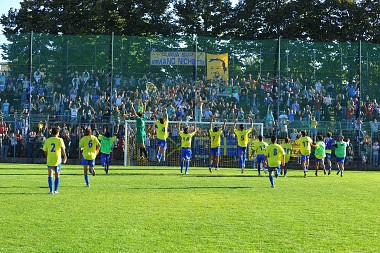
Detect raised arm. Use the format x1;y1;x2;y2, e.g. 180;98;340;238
210;118;213;130
222;119;227;131
177;121;181;132
249;118;253;130
233;118;238;130
165;108;168;122
131;102;137;117
143;102;147;113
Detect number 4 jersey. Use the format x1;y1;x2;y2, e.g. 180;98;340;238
79;135;100;160
43;136;66;166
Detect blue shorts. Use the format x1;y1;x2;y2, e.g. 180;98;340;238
181;148;192;160
82;158;95;167
157;139;167;149
47;164;62;173
256;154;265;164
210;147;220;156
101;153;111;166
301;155;310;162
238;146;247;156
315;158;324;163
336;157;345;164
326;153;332;160
268;166;280;173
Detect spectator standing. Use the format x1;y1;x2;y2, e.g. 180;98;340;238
372;141;379;166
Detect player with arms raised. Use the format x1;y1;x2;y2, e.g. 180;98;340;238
43;127;67;194
233;118;253;174
264;135;285;188
98;131;117;174
131;101;148;160
296;130;313;177
209;118;227;173
155;108;169;163
178;121;196;174
252;135;268;176
79;127;100;187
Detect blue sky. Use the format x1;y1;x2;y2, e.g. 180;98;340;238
0;0;239;61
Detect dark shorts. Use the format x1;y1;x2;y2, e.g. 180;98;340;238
210;147;220;156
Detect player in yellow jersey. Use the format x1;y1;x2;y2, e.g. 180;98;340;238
178;121;196;174
251;135;268;176
280;137;292;177
233;118;253;174
295;130;313;177
79;127;100;187
209;118;227;173
43;127;67;194
155;108;169;163
264;135;285;188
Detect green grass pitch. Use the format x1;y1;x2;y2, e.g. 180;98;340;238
0;163;379;253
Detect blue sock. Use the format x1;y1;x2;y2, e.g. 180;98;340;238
54;178;60;192
306;165;309;171
284;170;287;177
180;160;184;172
239;157;243;168
242;155;246;167
185;160;190;173
258;164;261;174
209;164;213;169
48;176;53;192
159;154;163;161
84;175;89;185
328;165;331;170
269;175;274;187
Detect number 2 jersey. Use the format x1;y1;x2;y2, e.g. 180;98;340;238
43;136;66;166
209;129;223;148
79;135;100;160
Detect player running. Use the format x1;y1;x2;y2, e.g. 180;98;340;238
280;137;292;177
43;127;67;194
334;135;349;177
98;131;117;174
131;101;149;160
233;118;253;174
324;131;335;175
155;108;169;163
252;135;268;176
264;135;285;188
313;135;326;176
79;127;100;187
296;130;313;178
178;121;196;174
209;118;227;173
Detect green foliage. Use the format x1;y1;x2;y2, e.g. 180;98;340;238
0;164;379;252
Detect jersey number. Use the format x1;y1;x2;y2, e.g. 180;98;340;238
88;140;93;148
50;143;56;152
212;136;216;141
162;127;166;132
302;141;308;147
273;149;278;156
241;136;245;141
183;137;189;141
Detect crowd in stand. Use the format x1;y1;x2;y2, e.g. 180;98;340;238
1;68;380;164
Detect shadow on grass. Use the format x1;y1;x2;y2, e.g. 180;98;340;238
127;186;254;190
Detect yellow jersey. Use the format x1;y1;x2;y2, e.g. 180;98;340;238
209;129;223;148
280;143;292;163
296;136;313;156
156;120;168;140
43;136;65;166
234;128;252;147
79;135;100;160
253;141;268;155
265;143;285;167
179;132;195;148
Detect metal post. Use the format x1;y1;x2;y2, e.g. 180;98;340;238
277;37;281;139
194;35;198;121
29;31;33;131
357;41;362;170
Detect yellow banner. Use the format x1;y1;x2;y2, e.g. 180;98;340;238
207;53;228;81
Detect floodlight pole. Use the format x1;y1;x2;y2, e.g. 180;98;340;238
357;41;362;170
194;34;198;121
110;32;114;133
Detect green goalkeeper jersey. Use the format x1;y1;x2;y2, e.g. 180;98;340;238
99;135;117;154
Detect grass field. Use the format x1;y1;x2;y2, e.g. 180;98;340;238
0;163;379;253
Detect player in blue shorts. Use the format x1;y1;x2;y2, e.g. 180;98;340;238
264;135;285;188
324;131;335;175
155;108;169;163
334;135;349;177
178;121;196;174
79;127;100;187
233;118;253;174
209;118;227;172
252;135;268;176
43;127;67;194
